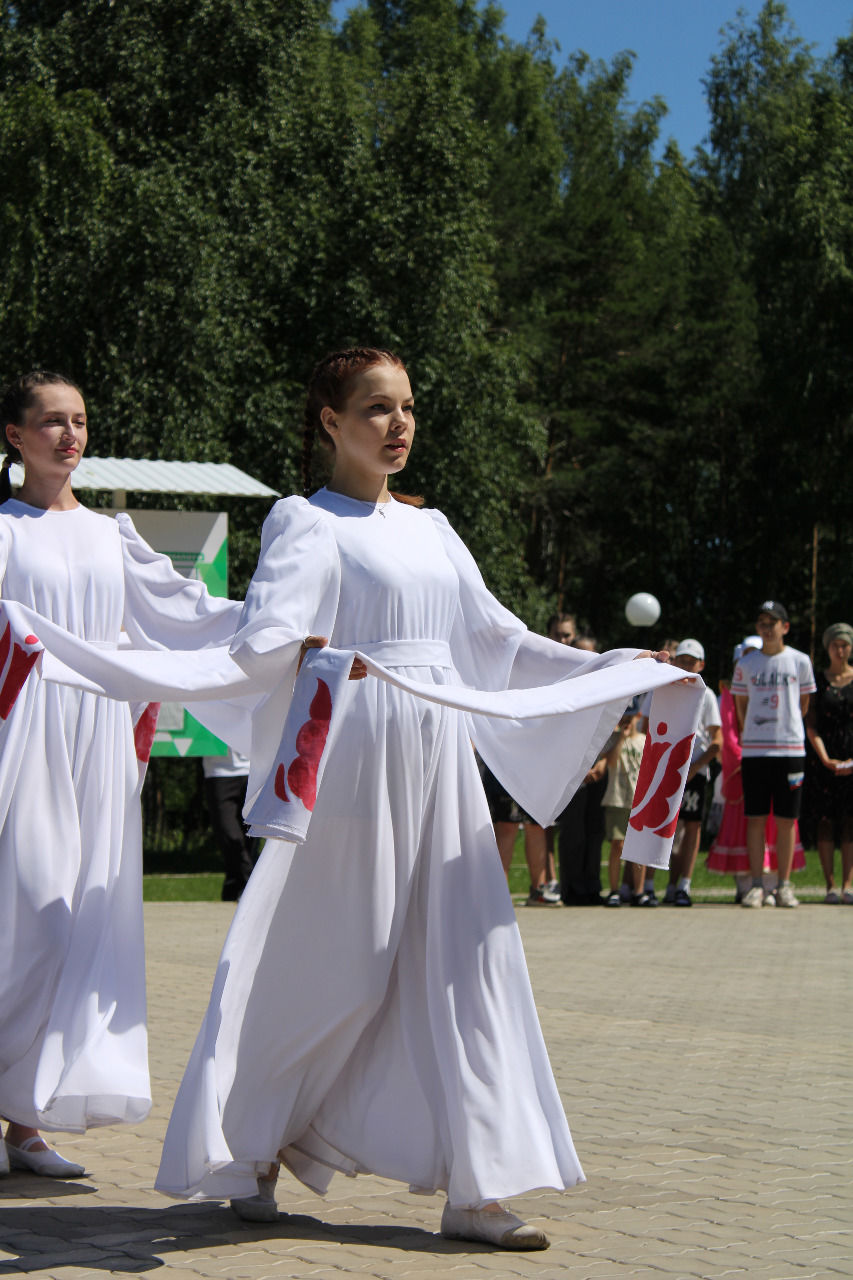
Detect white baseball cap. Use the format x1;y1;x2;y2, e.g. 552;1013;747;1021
675;639;704;661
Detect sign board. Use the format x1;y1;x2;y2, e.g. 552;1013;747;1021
112;509;229;758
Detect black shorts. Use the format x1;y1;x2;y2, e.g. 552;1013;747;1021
741;756;806;820
481;765;534;824
679;773;707;821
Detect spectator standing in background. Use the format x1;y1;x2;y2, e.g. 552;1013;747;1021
602;707;648;906
557;631;607;905
804;622;853;904
662;640;721;906
202;747;261;901
733;602;816;909
708;636;806;900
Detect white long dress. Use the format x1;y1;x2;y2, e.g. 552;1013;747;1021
157;490;600;1210
0;499;242;1132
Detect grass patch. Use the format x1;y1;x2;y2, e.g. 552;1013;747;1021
506;831;827;903
143;873;223;902
142;837;828;904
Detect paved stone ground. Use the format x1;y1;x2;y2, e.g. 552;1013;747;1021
1;901;851;1280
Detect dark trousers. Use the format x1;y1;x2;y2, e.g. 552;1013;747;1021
204;775;260;901
557;773;607;904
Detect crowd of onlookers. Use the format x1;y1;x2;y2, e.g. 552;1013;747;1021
487;604;853;909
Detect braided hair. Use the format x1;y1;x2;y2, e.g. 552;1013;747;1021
301;348;423;506
0;370;82;502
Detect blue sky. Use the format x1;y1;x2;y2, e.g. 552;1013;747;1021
331;1;853;156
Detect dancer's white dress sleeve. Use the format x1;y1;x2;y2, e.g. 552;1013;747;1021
228;497;342;814
427;510;642;824
117;513;244;649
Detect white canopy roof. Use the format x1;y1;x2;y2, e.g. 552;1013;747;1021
9;457;279;498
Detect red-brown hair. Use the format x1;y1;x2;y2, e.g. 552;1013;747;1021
301;347;423;505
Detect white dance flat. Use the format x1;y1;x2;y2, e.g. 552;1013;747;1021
440;1202;550;1250
230;1177;279;1223
5;1137;86;1178
0;1137;9;1176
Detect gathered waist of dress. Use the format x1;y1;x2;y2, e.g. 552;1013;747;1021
340;638;453;669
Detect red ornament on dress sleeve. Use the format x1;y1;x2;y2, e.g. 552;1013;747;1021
285;678;333;811
133;703;161;762
629;719;695;839
0;622;42;719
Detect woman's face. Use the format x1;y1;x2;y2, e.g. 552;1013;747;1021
320;362;414;484
828;637;852;666
6;383;87;480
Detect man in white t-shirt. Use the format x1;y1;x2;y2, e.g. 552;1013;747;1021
660;639;722;906
732;601;816;908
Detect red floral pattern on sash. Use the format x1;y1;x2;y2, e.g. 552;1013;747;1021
273;678;333;812
0;622;42;719
629;719;695;839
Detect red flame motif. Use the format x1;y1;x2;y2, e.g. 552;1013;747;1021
274;763;289;802
629;719;695;838
0;622;42;720
285;678;333;811
134;703;161;762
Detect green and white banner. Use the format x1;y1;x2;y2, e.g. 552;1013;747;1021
113;509;229;758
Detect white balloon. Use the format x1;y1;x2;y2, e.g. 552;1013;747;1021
625;592;661;626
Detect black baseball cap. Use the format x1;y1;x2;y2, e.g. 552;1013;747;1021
757;600;789;622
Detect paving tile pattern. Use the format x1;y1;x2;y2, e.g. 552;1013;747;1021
1;902;851;1278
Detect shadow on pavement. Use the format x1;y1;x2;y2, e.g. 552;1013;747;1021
0;1201;492;1272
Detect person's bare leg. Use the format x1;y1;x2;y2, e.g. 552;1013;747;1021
494;822;519;879
668;824;684;886
746;814;768;881
841;838;853;894
774;817;795;883
817;820;837;891
631;862;645;896
524;823;547;891
679;821;702;880
545;826;557;885
609;839;624;893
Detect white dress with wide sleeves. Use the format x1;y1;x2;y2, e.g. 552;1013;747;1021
0;500;241;1131
157;490;588;1209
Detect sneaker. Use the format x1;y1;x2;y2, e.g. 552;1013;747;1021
605;892;621;907
776;882;799;908
763;889;777;907
842;890;853;905
545;880;560;897
824;890;841;904
674;887;692;907
645;888;659;905
631;892;654;907
742;885;765;909
526;885;561;906
663;884;677;904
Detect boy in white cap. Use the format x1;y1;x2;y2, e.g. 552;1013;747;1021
662;640;722;905
732;601;816;907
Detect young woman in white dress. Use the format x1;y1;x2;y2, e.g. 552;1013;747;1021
156;348;684;1249
0;372;243;1180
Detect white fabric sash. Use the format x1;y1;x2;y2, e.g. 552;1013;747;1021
0;603;702;868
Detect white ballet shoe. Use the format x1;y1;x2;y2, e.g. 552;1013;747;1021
6;1137;86;1178
440;1202;550;1250
230;1176;279;1223
0;1137;9;1176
